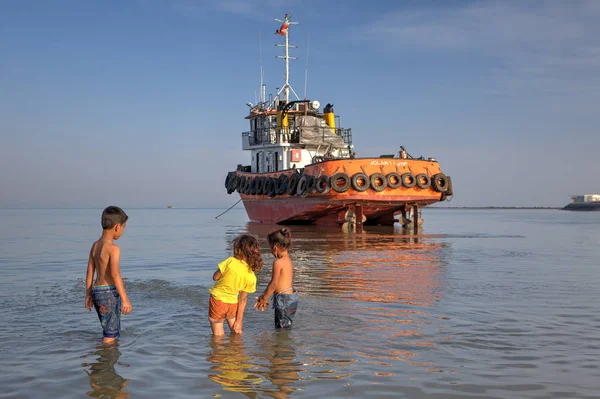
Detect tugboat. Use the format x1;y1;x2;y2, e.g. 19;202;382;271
224;14;453;227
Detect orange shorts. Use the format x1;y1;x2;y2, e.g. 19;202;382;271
209;295;237;322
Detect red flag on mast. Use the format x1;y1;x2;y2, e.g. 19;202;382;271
276;14;290;36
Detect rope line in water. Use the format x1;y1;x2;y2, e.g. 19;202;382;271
215;199;242;219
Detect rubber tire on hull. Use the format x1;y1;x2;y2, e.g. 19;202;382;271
386;172;402;189
330;173;351;193
275;174;288;195
286;173;301;196
415;173;431;190
264;177;275;197
242;176;252;194
248;177;257;195
225;172;232;190
227;174;238;194
370;173;388;192
315;175;331;194
431;173;449;193
351;173;370;192
306;175;317;194
401;173;416;188
236;175;246;193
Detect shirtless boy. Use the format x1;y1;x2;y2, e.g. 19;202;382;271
85;206;132;344
255;228;298;328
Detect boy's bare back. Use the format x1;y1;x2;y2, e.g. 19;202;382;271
90;239;121;286
272;256;294;294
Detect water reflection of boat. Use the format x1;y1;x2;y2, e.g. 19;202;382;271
243;222;446;306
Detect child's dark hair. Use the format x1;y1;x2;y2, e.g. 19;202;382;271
267;228;292;250
233;234;263;272
101;206;129;230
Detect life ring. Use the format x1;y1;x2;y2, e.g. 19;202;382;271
386;172;402;189
431;173;449;193
286;173;300;195
330;173;351;193
351;173;370;192
315;175;331;194
275;174;288;195
415;173;431;190
401;173;416;188
370;173;388;192
227;174;238;194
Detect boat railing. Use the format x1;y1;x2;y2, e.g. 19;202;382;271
242;127;353;147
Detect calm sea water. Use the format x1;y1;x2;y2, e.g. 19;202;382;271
1;207;599;398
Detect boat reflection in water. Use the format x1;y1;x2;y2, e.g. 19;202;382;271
243;222;450;373
81;345;131;399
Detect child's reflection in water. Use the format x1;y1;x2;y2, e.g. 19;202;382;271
207;332;301;399
82;344;130;399
208;334;261;398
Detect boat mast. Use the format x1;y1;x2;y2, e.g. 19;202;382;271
275;13;299;103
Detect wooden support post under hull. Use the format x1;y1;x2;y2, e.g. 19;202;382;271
355;204;363;232
412;204;419;234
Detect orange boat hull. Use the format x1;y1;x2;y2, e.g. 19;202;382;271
226;158;452;226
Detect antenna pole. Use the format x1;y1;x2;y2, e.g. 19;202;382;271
284;27;290;102
304;33;310;99
259;30;264;103
275;13;298;103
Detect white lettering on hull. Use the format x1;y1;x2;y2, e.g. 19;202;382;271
369;160;408;167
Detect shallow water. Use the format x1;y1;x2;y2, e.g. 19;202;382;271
1;208;599;398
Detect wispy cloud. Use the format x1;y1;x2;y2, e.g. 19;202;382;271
360;1;600;98
139;0;293;20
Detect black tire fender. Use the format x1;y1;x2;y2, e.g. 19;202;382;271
306;175;317;194
401;173;416;188
227;174;238;194
248;177;256;195
351;173;370;192
415;173;431;190
330;173;351;193
266;177;277;197
315;175;331;194
296;174;309;197
236;175;246;193
386;172;402;189
242;176;251;194
275;174;288;195
431;173;449;193
286;173;300;195
370;173;388;192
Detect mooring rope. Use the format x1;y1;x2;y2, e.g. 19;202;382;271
215;199;242;219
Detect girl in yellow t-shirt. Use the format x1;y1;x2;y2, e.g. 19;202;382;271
209;234;264;335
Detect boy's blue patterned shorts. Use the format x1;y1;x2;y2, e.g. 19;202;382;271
92;285;121;338
273;290;298;329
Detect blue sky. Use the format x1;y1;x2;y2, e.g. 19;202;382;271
1;0;598;208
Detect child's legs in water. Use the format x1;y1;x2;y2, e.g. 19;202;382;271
209;295;238;335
